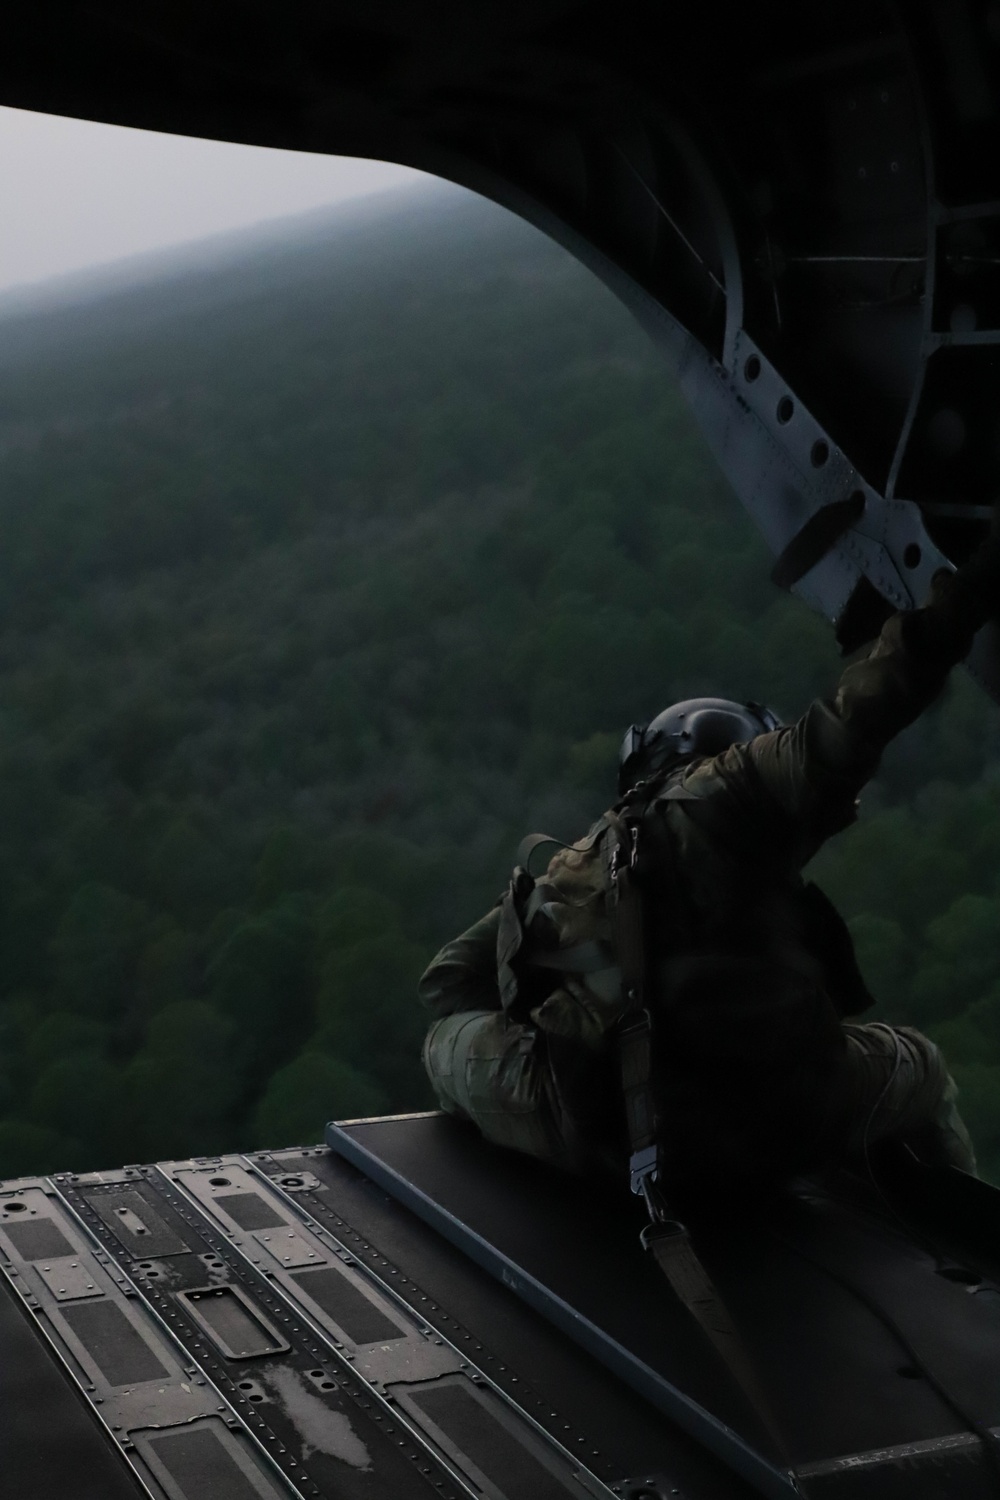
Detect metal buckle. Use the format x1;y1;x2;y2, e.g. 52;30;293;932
629;1144;661;1207
610;825;640;885
640;1216;688;1250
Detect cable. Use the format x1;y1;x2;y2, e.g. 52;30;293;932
611;144;727;297
860;1022;905;1191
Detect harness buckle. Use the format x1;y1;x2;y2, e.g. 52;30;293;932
610;823;641;885
640;1216;688;1251
630;1143;668;1220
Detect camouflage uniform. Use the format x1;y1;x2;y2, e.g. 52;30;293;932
419;576;982;1184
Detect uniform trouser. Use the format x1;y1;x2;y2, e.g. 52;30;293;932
828;1022;976;1173
422;1011;977;1177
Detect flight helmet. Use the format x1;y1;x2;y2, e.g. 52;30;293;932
618;698;781;794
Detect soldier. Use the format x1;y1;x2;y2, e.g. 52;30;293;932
418;530;1000;1197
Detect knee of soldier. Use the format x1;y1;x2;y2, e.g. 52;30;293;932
422;1011;491;1115
424;1009;547;1122
891;1029;976;1173
423;1010;532;1114
843;1022;950;1092
892;1025;954;1099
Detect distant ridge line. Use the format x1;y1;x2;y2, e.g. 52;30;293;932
0;177;458;323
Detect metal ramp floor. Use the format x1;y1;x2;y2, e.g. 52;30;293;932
2;1112;1000;1500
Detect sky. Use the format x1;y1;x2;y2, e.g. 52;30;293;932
0;106;432;294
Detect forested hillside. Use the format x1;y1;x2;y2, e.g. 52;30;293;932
0;184;997;1181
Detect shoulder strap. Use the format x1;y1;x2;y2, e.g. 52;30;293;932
605;798;794;1472
604;807;658;1179
516;816;610;876
516;832;567;873
641;1217;795;1468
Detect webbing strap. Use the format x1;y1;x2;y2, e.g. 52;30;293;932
516;833;567;872
643;1220;793;1464
523;881;563;925
605;809;655;1154
618;1013;656;1150
609;871;646;1001
516;818;609;875
607;799;796;1480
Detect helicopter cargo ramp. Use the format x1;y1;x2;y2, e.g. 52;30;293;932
2;1113;1000;1500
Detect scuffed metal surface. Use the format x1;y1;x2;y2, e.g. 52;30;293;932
263;1362;372;1471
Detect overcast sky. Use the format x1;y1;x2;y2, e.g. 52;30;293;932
0;106;432;294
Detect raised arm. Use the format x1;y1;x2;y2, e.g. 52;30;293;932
682;530;1000;863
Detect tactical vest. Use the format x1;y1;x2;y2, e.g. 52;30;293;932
497;769;871;1187
499;775;870;1027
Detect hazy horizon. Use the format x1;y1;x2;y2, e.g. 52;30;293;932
0;104;432;296
0;179;461;321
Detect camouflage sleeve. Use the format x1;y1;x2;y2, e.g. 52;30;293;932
696;575;984;860
416;907;503;1021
